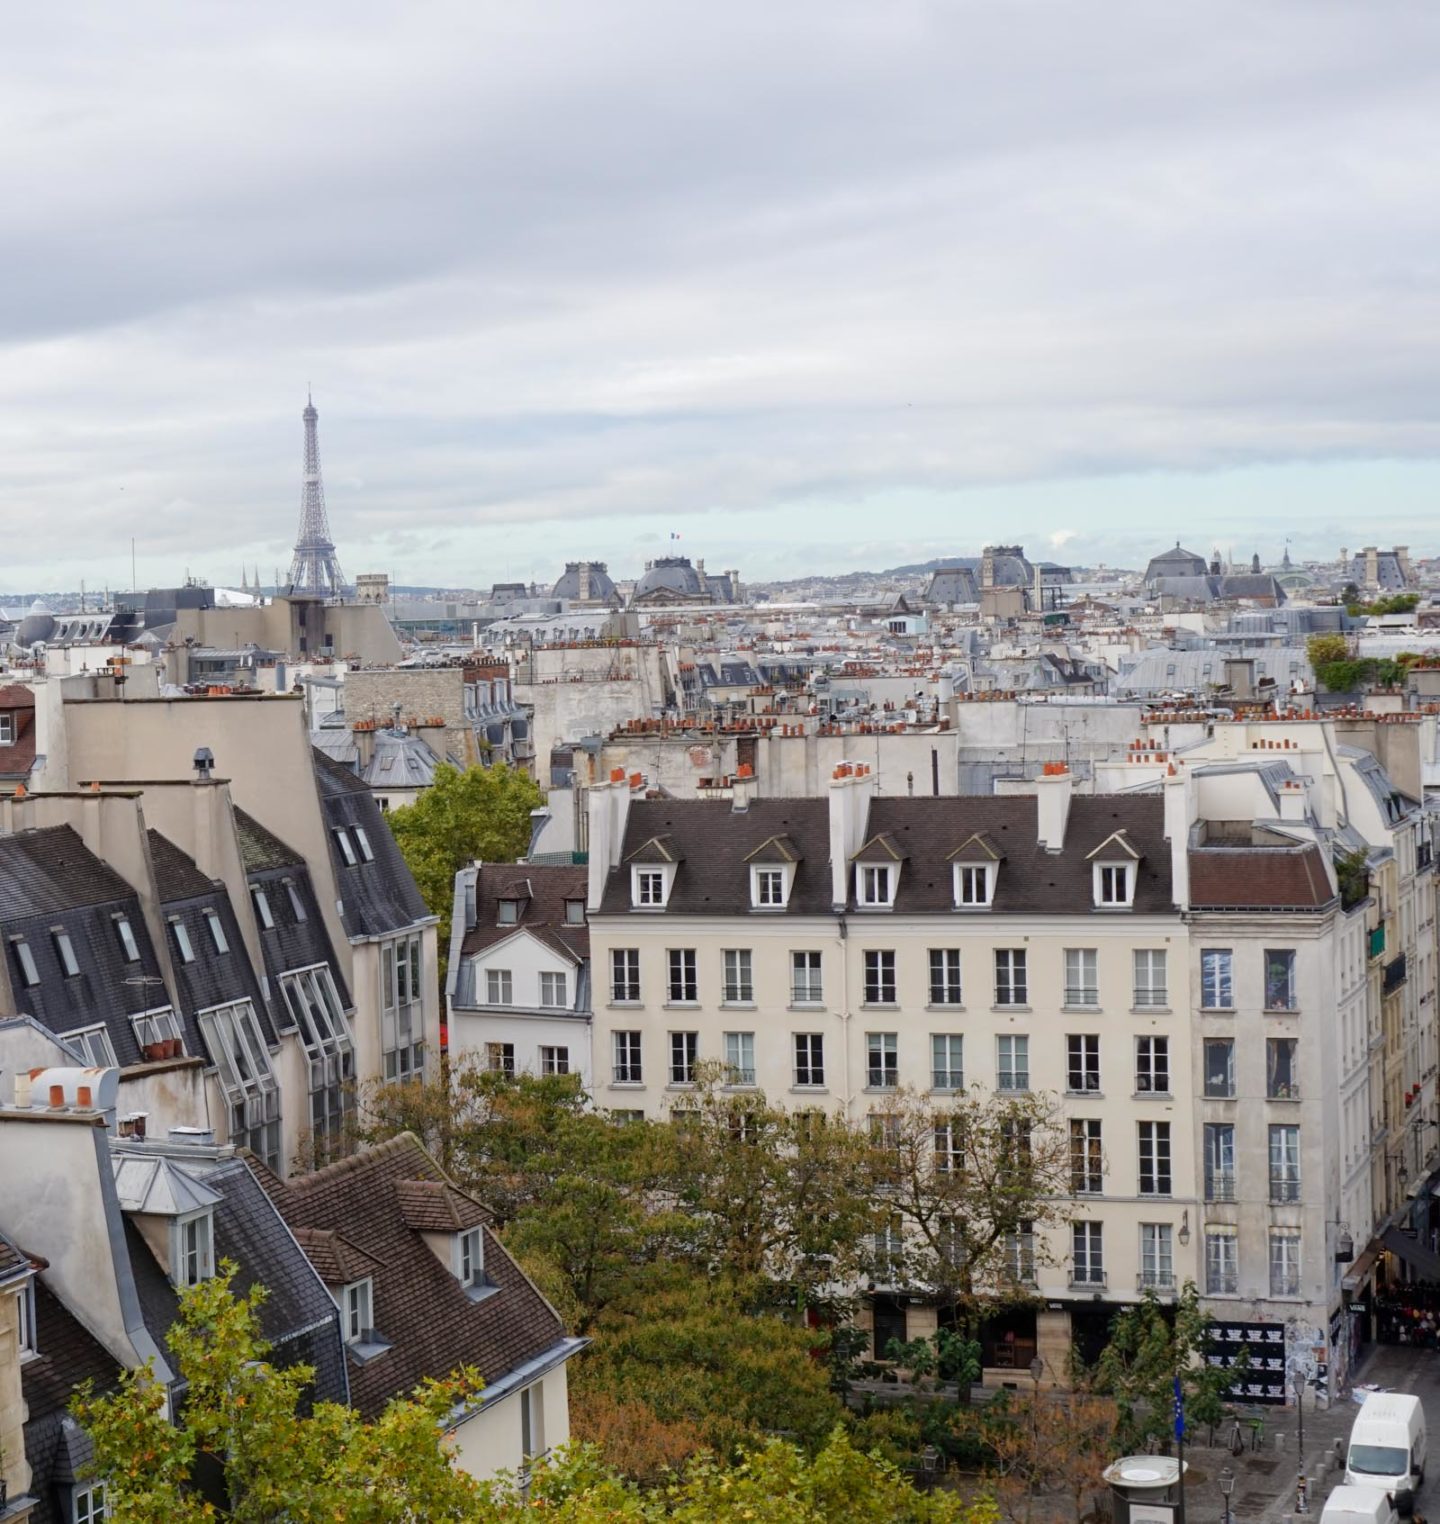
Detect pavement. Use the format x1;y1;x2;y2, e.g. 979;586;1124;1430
1178;1346;1440;1524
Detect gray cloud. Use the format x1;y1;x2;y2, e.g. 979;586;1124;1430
1;0;1438;586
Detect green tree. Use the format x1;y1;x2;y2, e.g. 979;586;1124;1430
75;1264;484;1524
1305;633;1348;670
386;763;544;974
1092;1283;1239;1454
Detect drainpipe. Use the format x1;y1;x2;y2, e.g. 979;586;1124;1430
837;912;851;1109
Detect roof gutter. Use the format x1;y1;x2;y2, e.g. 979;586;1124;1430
444;1336;589;1432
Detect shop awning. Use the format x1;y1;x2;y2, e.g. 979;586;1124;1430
1343;1240;1383;1295
1381;1226;1440;1282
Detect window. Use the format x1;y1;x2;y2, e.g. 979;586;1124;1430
994;949;1027;1006
280;964;357;1163
1204;1123;1236;1201
457;1226;485;1287
1267;1037;1300;1099
667;949;698;1003
352;826;374;863
1064;948;1098;1005
1066;1034;1100;1093
1135;1037;1170;1095
753;867;787;908
497;898;520;925
858;865;894;907
198;1000;281;1168
285;879;307;922
483;1042;515;1077
1203;1038;1235;1098
934;1120;964;1173
1005;1223;1036;1284
11;936;39;987
791;951;823;1004
1133;949;1167;1007
174;1211;214;1288
1096;863;1132;906
251;886;275;929
929;948;962;1005
723;949;754;1002
954;864;993;908
997;1034;1029;1091
539;971;568;1009
724;1031;755;1085
17;1277;36;1357
931;1034;964;1091
539;1044;570;1076
341;1278;373;1345
1140;1224;1174;1289
171;920;195;965
870;1112;901;1150
1206;1228;1238;1294
1271;1230;1302;1297
62;1025;118;1068
0;713;12;745
1269;1124;1301;1201
1071;1119;1104;1194
565;899;585;925
867;1032;898;1089
205;910;229;955
114;915;140;963
669;1031;698;1085
74;1483;109;1524
520;1380;545;1463
131;1007;183;1052
1265;949;1298;1011
381;932;424;1083
794;1033;825;1088
634;868;667;908
1201;949;1234;1009
611;948;641;1003
1138;1121;1171;1195
613;1030;642;1084
485;968;513;1005
863;949;897;1004
1072;1221;1104;1285
872;1216;904;1281
54;929;81;977
332;827;358;867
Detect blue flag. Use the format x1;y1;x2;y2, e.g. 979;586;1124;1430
1173;1376;1186;1441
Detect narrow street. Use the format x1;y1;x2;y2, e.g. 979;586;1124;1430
1178;1346;1440;1524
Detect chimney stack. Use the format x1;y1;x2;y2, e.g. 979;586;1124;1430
732;763;754;813
1163;763;1196;909
828;762;876;908
1035;762;1072;853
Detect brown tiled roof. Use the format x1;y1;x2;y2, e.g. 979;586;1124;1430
396;1178;491;1233
0;1228;29;1286
1188;843;1334;909
293;1226;387;1286
742;834;801;864
624;834;682;864
0;683;38;782
947;831;1004;862
252;1134;566;1419
460;863;589;962
599;795;1174;916
853;832;906;863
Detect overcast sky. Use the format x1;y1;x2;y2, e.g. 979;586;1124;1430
3;1;1438;592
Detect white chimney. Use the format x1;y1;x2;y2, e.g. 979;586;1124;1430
586;777;617;911
1035;765;1072;853
1278;777;1307;822
1163;763;1196;909
827;762;876;908
732;767;755;813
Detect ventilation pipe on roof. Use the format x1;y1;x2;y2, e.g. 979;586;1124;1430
193;747;215;782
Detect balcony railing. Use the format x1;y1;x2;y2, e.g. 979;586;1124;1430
1207;1273;1238;1295
1138;1268;1177;1291
1384;954;1409;995
1205;1173;1237;1202
932;1069;965;1091
1064;987;1100;1007
1270;1176;1302;1203
1070;1268;1106;1289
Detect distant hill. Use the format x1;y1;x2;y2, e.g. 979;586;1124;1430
881;558;971;577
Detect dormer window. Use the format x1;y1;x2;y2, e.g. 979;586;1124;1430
455;1226;484;1289
1095;864;1134;908
17;1276;37;1358
497;898;521;925
332;827;358;867
954;864;995;908
172;1209;215;1288
252;886;275;929
53;929;81;978
564;898;586;925
114;914;141;963
341;1277;374;1345
751;865;792;910
11;936;39;988
858;865;894;908
352;827;375;863
0;713;13;745
205;910;229;954
284;879;307;922
632;866;673;909
171;918;196;964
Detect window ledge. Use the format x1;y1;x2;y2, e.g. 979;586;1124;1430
346;1336;394;1365
1061;1003;1102;1014
863;1085;898;1095
463;1281;500;1304
929;1086;965;1096
993;1005;1032;1014
997;1087;1033;1097
1264;1008;1301;1016
1267;1095;1303;1104
606;1001;644;1010
1131;1006;1172;1016
609;1081;646;1090
1065;1088;1104;1099
790;1085;829;1095
665;1082;697;1091
662;1001;700;1010
925;1003;965;1013
1202;1007;1237;1015
720;1001;757;1010
861;1002;900;1011
1133;1091;1174;1101
787;1002;826;1012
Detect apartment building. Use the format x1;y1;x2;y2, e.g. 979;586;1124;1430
585;765;1192;1373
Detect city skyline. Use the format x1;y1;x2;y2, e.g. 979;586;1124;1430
3;2;1439;588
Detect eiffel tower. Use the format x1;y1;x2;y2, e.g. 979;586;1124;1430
286;393;346;596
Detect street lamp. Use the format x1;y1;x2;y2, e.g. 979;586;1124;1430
1293;1371;1308;1514
1219;1465;1235;1524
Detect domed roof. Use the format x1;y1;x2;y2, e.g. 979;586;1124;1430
16;600;56;646
551;562;618;602
632;557;704;600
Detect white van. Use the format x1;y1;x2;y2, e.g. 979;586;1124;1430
1346;1393;1427;1494
1321;1485;1403;1524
